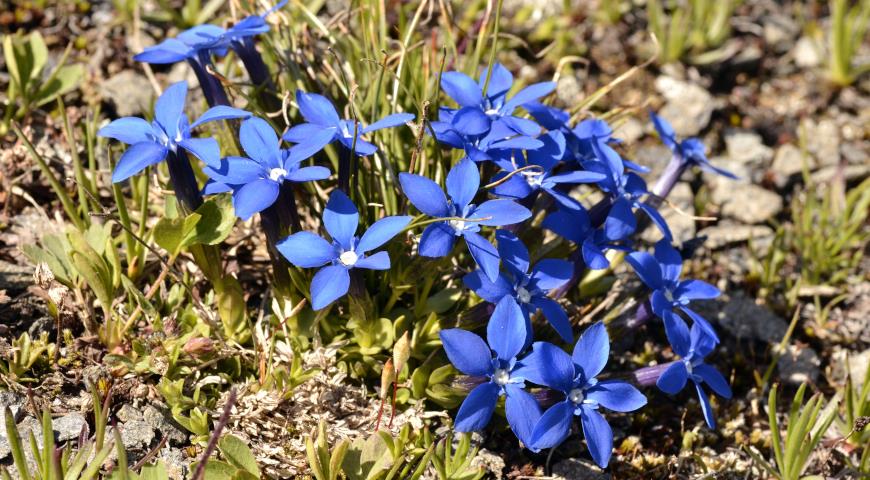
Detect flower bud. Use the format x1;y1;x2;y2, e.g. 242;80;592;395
380;359;395;400
183;337;215;357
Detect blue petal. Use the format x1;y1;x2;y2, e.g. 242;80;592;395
363;112;414;133
338;133;378;156
439;329;494;376
323;190;359;250
232;178;279;220
451;107;491;136
690;321;718;358
505;385;542;449
202;180;231;195
520;341;575;392
529;259;573;291
354;251;391;270
548;170;607;185
463;231;501;283
479;63;513;100
695;382;717;429
657;361;688;394
581;238;610;270
240;117;280;165
203;156;264;184
527;130;565;170
487;297;527;362
283;123;328;143
454;382;500;432
580;408;613;468
491;173;535;200
544;187;584;211
462;269;513;303
310;265;351;310
649;111;678;151
532;297;572;343
154;81;188;141
500;116;542;137
112;142;168;182
572;322;609;382
398;173;449;217
695;364;732;399
650;289;673;319
675;280;720;300
133;39;191;64
502;81;556;114
591;141;624;179
585;380;647;412
530;401;574;450
524;101;570;130
285;165;331;182
653;240;683;283
604;198;636;241
495;230;529;276
98;117;155;145
285;127;338;163
356;215;411;253
625;251;664;290
418;222;456;257
446;158;479;210
296;90;340;126
663;310;691;358
276;232;336;268
681;307;720;344
638;203;672;241
178;137;221;168
441;71;483;108
543;209;590;244
489;135;544;151
472;199;531;227
190;105;250;129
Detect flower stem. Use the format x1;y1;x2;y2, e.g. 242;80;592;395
166;149;203;214
189;56;230;107
633;362;674;387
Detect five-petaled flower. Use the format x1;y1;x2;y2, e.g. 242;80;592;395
656;319;732;429
276;190;411;310
543;202;635;270
98;81;250;182
463;231;574;342
439;296;541;446
523;323;647;467
650;112;737;179
399;158;532;282
202;117;331;220
626;240;721;342
282;90;415;160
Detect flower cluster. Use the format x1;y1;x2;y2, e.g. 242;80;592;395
98;6;737;467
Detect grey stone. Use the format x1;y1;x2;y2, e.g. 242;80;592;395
143;405;188;445
699;224;775;250
116;419;156;450
777;344;821;385
704;294;789;344
0;391;26;423
470;448;505;479
99;70;154;117
655;76;716;136
802;118;840;168
159;447;190;480
763;14;799;52
771;143;805;187
53;412;87;442
716;183;783;224
793;36;823;68
552;457;610;479
724;130;773;166
811;164;870;184
613;117;644;144
116;403;143;423
842;141;869;166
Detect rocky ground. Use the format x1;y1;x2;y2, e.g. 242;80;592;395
0;0;868;478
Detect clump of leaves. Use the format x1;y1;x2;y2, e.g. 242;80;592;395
0;332;55;382
1;30;84;133
646;0;740;64
828;0;870;86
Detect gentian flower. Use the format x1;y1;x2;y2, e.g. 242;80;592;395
399;158;532;282
650;112;737;179
626;240;721;342
463;230;574;342
656;319;732;429
543;201;635;270
439;63;555;137
276;190;410;310
429;109;543;162
282;90;415;160
98;81;250;182
439;296;542;446
202;117;330;220
585;141;672;240
491;130;605;210
523;323;647;467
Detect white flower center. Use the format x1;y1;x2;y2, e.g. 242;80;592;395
485;108;500;116
664;289;675;303
448;218;466;232
493;368;510;386
338;250;358;266
516;286;532;304
683;358;694;375
269;167;288;182
568;388;585;404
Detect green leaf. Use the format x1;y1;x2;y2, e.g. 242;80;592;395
34;63;84;106
153;213;201;257
425;287;462;314
218;434;260;477
198;460;237;480
189;196;237;246
137;461;169;480
342;432;394;480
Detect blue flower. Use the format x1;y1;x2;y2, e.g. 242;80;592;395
585;141;672;240
276;190;410;310
202;117;330;220
543;202;635;270
490;130;606;210
399;158;532;282
282;90;415;160
429;109;543;162
439;63;555;138
98;81;250;182
463;230;574;342
656;319;732;429
650;112;737;179
439;296;541;446
522;323;647;467
626;240;721;342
